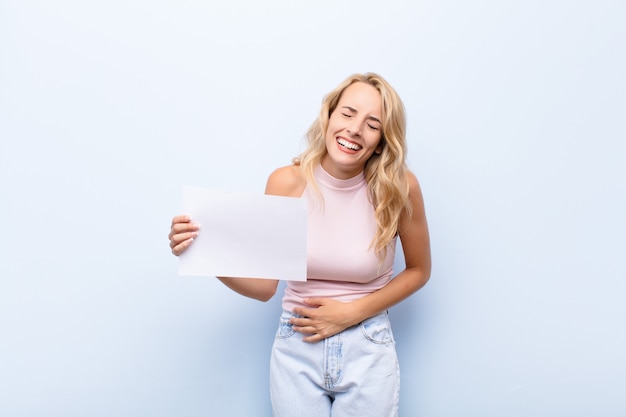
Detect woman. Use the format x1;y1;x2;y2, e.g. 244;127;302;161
168;73;431;416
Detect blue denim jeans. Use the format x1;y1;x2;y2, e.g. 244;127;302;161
269;310;400;417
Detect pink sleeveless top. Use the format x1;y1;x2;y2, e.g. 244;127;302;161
281;165;397;312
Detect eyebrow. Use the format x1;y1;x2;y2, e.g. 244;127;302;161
341;106;382;124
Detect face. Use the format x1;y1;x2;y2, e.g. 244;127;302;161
321;81;383;179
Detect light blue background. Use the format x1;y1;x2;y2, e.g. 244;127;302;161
1;1;625;416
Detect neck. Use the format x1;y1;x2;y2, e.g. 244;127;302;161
320;155;365;180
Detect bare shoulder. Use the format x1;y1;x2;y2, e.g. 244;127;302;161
406;170;424;200
403;169;426;220
265;164;307;197
399;169;430;245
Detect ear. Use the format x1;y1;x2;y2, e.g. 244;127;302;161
375;140;384;155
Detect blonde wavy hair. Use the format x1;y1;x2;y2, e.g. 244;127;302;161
295;73;411;258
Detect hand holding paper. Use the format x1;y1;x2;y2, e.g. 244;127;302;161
178;186;307;281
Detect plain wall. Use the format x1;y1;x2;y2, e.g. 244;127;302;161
1;0;625;416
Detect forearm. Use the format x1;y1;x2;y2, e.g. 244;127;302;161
217;276;279;302
349;267;429;325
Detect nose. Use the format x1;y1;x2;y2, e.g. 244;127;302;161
346;119;362;137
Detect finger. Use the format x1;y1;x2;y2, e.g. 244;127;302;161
171;237;195;256
171;221;200;234
168;222;200;240
171;214;192;227
302;334;323;343
303;297;325;307
292;325;317;335
289;317;313;327
169;231;198;248
292;307;316;318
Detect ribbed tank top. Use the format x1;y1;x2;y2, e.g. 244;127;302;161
281;165;396;312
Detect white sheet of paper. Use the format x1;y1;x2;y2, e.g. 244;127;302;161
178;186;307;281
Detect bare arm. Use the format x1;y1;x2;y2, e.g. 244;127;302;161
168;165;306;302
291;171;431;341
348;171;431;317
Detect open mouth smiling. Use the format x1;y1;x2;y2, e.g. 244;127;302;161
337;138;363;151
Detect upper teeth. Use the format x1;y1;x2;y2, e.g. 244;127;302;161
337;138;362;151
